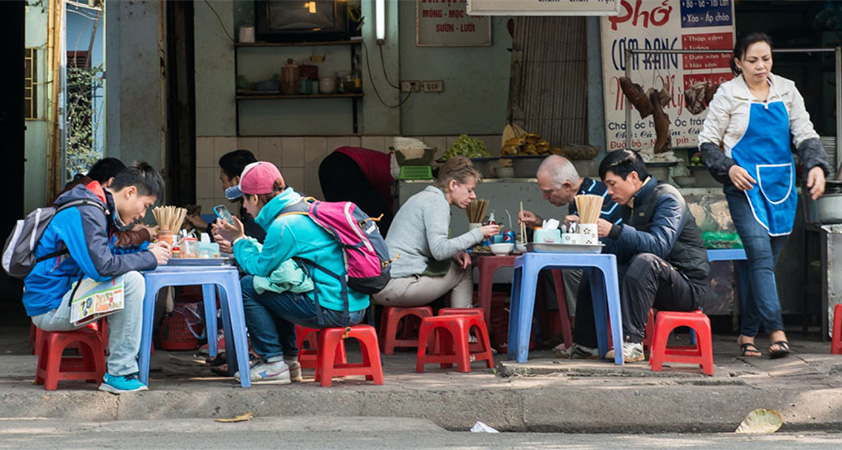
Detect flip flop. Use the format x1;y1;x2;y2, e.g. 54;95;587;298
740;342;762;357
768;341;790;359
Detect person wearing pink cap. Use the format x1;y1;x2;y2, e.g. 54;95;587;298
213;161;369;384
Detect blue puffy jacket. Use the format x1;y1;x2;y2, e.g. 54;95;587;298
22;182;157;316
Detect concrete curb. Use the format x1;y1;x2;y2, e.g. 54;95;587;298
1;377;841;433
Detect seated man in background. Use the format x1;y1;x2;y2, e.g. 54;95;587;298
24;162;171;393
572;149;709;362
185;149;266;248
319;147;394;236
518;155;622;356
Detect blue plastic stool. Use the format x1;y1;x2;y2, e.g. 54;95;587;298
706;248;747;263
139;265;251;388
508;252;625;365
705;248;750;345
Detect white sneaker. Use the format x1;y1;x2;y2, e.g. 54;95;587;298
234;360;291;385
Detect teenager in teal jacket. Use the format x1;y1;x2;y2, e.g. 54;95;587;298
214;161;368;385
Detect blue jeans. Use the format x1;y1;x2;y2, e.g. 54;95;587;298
32;271;145;377
240;275;366;361
725;185;787;336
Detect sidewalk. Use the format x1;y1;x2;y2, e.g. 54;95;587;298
1;326;841;433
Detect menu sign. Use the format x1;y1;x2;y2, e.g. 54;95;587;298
417;0;492;47
468;0;619;16
601;0;735;152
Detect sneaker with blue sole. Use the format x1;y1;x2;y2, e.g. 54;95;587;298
235;360;291;385
98;373;149;394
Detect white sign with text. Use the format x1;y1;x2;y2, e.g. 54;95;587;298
601;0;736;152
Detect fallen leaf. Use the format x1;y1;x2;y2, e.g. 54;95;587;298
735;409;783;434
215;412;255;423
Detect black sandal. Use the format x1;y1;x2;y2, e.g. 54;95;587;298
740;342;762;357
768;341;790;359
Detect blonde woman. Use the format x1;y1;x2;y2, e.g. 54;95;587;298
374;156;500;308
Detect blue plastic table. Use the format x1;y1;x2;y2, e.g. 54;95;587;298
508;252;624;365
139;264;251;387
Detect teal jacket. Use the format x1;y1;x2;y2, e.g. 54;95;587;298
233;188;370;313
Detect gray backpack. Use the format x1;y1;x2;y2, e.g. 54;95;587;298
2;199;105;279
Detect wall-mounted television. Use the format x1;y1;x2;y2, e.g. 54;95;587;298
255;0;349;42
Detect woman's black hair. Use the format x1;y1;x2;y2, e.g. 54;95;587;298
731;32;773;76
598;149;649;181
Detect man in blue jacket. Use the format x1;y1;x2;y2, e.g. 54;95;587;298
573;150;710;362
24;162;171;393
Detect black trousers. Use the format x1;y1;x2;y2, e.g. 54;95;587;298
573;253;707;347
319;151;393;236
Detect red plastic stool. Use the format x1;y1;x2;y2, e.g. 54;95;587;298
649;310;714;376
34;324;106;390
315;325;384;387
33;319;108;357
295;325;347;370
379;306;434;355
437;308;486;353
832;304;842;355
416;315;494;373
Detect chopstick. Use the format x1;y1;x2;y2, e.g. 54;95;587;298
519;201;527;245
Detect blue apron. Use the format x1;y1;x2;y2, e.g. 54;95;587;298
730;101;796;236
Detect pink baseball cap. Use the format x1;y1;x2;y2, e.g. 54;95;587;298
225;161;284;200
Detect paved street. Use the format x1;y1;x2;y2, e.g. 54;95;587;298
0;417;838;449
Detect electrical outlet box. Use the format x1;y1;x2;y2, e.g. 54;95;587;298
400;80;421;93
423;80;443;92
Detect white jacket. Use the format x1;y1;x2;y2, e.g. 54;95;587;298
698;73;819;155
698;73;827;184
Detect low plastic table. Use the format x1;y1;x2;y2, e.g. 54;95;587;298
508;252;624;364
139;264;251;387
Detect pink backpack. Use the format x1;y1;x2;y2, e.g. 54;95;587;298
280;198;391;298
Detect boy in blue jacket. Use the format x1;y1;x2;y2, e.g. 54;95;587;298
24;162;171;393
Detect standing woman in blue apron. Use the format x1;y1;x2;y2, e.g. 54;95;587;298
698;32;829;358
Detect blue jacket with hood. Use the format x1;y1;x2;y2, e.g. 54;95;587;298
22;182;158;316
233;188;370;313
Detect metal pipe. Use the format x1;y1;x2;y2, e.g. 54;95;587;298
836;47;842;180
624;48;631;149
628;48;836;55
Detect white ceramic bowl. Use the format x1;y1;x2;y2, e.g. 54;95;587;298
515;243;527;253
489;243;514;255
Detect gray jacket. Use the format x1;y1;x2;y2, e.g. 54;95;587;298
386;186;484;278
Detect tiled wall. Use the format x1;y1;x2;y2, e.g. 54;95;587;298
195;135;503;213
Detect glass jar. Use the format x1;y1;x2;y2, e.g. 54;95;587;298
281;59;300;95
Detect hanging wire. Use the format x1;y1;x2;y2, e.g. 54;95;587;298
362;41;411;109
203;0;235;43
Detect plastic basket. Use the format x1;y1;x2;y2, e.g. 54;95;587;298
399;166;433;180
159;302;205;351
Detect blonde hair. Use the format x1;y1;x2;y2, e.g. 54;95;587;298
434;156;482;190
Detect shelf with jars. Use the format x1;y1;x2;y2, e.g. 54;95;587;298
234;39;364;135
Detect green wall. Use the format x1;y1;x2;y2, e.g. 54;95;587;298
195;1;511;137
397;9;511;135
23;6;49;213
